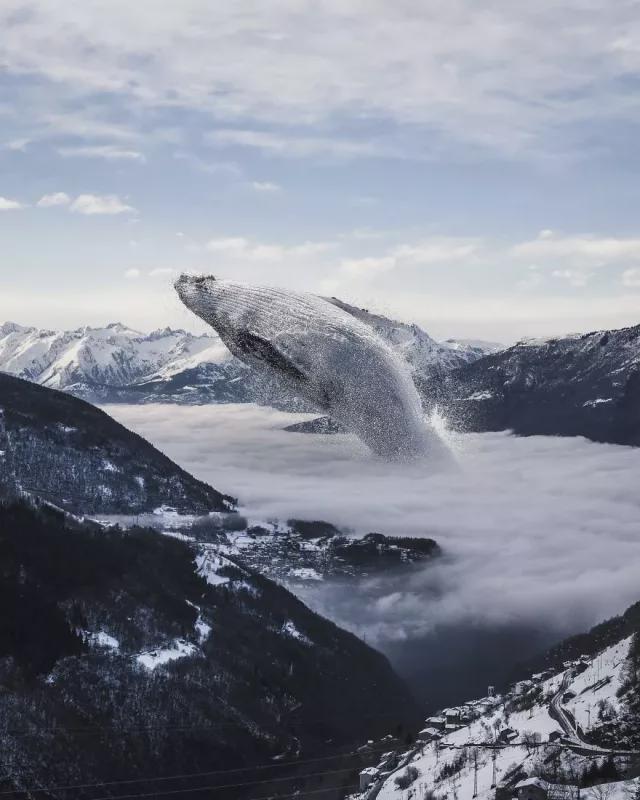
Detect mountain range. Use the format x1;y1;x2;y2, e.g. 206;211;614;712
0;309;500;407
3;308;639;447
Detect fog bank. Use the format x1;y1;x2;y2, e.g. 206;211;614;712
106;403;640;652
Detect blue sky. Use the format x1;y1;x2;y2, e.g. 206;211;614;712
2;1;640;342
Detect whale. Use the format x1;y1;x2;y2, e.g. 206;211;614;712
175;274;444;460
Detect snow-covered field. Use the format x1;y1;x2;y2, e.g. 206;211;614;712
106;403;640;648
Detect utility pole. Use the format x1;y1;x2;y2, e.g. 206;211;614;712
472;749;478;797
491;750;497;788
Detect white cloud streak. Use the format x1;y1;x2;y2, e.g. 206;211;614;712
0;196;24;210
36;192;71;207
69;194;136;215
58;144;145;162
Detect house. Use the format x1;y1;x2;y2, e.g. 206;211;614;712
444;708;461;725
376;751;398;771
417;727;441;743
514;777;549;799
445;723;462;733
497;727;519;744
359;767;380;791
425;716;446;731
512;778;580;800
514;680;534;694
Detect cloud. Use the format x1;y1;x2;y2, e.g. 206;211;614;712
205;236;334;261
148;267;175;277
124;268;141;279
3;2;640;160
342;256;396;275
36;192;71;207
70;194;136;215
341;237;481;276
0;196;24;210
551;268;589;287
511;232;640;264
208;129;398;159
173;152;242;176
107;402;640;651
622;268;640;288
250;181;282;193
58;144;145;162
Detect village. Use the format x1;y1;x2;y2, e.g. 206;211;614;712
355;639;640;800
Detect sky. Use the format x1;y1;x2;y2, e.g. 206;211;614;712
107;403;640;650
2;1;640;342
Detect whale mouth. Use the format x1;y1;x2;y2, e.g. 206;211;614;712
174;273;215;300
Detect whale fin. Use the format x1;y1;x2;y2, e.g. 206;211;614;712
235;330;306;383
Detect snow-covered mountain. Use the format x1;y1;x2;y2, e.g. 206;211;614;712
353;600;640;800
437;323;640;446
0;497;418;800
0;310;500;405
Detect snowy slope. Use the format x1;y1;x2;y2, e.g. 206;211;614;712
356;635;639;800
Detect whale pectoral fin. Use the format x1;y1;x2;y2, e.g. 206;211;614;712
235;330;306;383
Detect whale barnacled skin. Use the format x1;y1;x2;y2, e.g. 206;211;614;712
175;275;442;459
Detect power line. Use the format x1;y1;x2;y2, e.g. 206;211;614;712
0;744;396;797
91;779;362;800
4;766;363;800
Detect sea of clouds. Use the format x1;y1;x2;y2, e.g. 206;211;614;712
107;403;640;650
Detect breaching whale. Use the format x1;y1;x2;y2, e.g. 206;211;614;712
175;274;444;460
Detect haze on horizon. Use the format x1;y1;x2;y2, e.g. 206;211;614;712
2;2;640;342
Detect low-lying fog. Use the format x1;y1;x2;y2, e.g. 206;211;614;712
106;403;640;706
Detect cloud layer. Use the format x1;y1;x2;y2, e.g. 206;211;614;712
106;403;640;649
3;2;640;159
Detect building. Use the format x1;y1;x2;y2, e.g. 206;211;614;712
417;727;441;743
514;777;549;800
425;716;446;731
359;767;380;792
511;778;580;800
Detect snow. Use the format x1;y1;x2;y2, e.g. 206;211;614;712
87;631;120;650
583;398;614;407
288;567;324;581
583;778;640;799
195;548;246;587
281;620;312;645
195;618;211;644
0;321;231;391
464;390;495;401
136;639;198;670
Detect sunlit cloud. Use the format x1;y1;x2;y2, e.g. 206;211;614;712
36;192;71;207
70;194;136;215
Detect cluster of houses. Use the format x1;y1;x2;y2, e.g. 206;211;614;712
417;693;504;744
358;656;596;797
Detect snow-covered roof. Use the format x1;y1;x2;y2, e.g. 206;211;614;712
515;777;549;790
